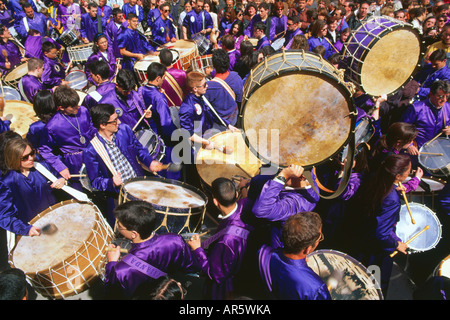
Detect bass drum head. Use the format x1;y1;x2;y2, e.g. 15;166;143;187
241;51;354;168
306;249;383;300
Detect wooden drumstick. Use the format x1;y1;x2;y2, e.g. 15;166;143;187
70;174;87;178
106;247;129;253
132;104;152;132
390;225;430;258
398;182;415;225
425;132;443;146
419;152;444;156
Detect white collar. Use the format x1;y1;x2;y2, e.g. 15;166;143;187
218;203;238;220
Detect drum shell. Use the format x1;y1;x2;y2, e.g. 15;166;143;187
67;43;94;63
159;40;198;71
343;16;423;97
135;129;166;162
3;61;29;89
119;176;207;235
8;200;114;299
241;50;356;169
191;54;213;77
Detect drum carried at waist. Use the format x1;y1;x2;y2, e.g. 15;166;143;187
60;27;80;47
342;16;423;97
133;55;161;84
118;176;207;235
159;40;198;71
2;61;28;90
306;249;384;300
8;199;114;299
67;42;94;64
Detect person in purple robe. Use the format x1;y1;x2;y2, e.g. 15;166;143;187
307;19;334;60
270;1;287;43
24;29;62;60
182;0;213;40
333;27;350;53
0;0;15;31
244;2;271;39
25;89;57;150
6;0;36;19
218;7;234;37
253;21;271;51
98;69;151;131
97;0;112;24
188;177;254;300
151;3;177;47
159;48;188;108
18;57;46;103
0;25;26;74
82;103;162;225
80;2;107;43
56;0;82;32
0;118;9;133
340;154;423;296
117;13;157;71
220;34;241;71
104;200;201;299
82;59;116;110
122;0;144;23
138;62;180;180
203;49;242;129
252;164;320;249
41;41;69;89
283;15;303;50
1;138;66;236
85;34;117;85
38;86;97;189
13;2;47;40
258;212;331;300
416;49;450;100
227;19;245;52
105;8;127;59
400;80;450;151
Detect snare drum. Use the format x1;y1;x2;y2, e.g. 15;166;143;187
271;37;285;51
60;27;80;46
241;50;355;168
67;42;94;63
340;116;376;161
196;130;261;188
342;16;423;97
65;70;88;91
419;137;450;178
1;85;21;101
8;199;114;299
133;55;161;84
396;202;442;253
135;129;166;162
193;33;211;56
191;54;213;76
2;100;37;137
118;176;208;235
306;249;384;300
433;255;450;279
404;176;445;211
159;40;198;71
3;61;28;90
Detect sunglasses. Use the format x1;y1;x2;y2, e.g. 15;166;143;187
21;149;36;161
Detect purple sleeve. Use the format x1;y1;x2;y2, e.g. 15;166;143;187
0;182;32;236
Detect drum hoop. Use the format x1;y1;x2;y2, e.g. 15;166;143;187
307;249;384;300
418;137;450;170
120;176;208;213
3;62;28;82
343;18;424;97
438;255;450;276
240;58;355;168
8;199;113;278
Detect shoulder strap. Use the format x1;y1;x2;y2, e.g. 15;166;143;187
18;78;30;103
201;225;250;249
89;135;118;176
122;253;168;279
211;77;236;100
164;71;184;104
88;90;103;102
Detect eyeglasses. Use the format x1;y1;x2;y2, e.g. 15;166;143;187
287;22;294;26
317;232;325;242
106;117;119;125
196;82;207;88
162;9;170;12
21;149;36;161
436;94;449;99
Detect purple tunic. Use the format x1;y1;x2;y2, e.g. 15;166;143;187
80;12;107;42
307;36;334;59
182;10;213;39
41;56;66;89
38;107;97;175
203;71;243;127
116;28;155;70
85;47;117;84
0;40;22;73
228;49;240;71
179;92;214;137
270;15;287;41
81;81;116;110
122;3;144;23
192;198;254;300
151;15;177;47
284;28;303;50
258;245;331;300
161;67;188;107
105;19;128;59
417;65;450;99
244;14;268;38
13;12;48;39
252;177;320;248
0;9;14;28
104;233;201;299
57;3;81;31
18;74;46;103
400;99;450;147
0;118;10;133
0;180;31;236
24;35;61;60
25;120;46;149
255;35;271;50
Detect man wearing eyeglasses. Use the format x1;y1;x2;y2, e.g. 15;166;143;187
282;15;303;50
244;2;271;39
151;2;177;46
401;80;450;154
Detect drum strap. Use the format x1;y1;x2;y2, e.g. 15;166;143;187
90;135;118;176
18;78;30;103
201;225;251;249
164;72;184;103
211;77;236;101
122;253;168;279
23;17;29;33
324;36;339;54
88;90;103;102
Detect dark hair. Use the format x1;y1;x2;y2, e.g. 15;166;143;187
90;103;116;129
87;59;110;80
112;7;123;16
116;69;136;91
281;212;322;255
288;15;300;24
228;19;244;37
212;49;230;73
92;34;108;54
429;49;447;62
259;45;275;58
32;90;57;123
114;200;158;239
310;19;326;38
27;57;44;72
0;268;28;300
127;12;138;20
258;2;270;11
147;62;166;82
133;276;185;300
220;34;235;50
254;21;266;33
87;1;98;9
430;79;450;94
211;177;237;207
159;48;173;66
373;122;418;157
313;44;326;57
0;131;21;175
42;40;57;53
53;85;80;108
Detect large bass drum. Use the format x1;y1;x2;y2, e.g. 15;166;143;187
241;50;356;170
342;16;423;97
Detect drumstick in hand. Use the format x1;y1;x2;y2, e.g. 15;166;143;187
132;104;152;132
201;140;234;154
390;225;429;258
106;247;129;253
398;182;415;224
419;152;444;156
